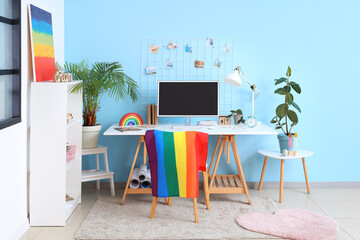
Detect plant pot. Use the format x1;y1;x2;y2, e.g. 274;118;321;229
82;124;101;149
233;114;243;125
277;133;294;153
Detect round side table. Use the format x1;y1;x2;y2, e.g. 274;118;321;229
258;149;313;203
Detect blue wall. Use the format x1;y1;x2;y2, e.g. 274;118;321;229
65;0;360;182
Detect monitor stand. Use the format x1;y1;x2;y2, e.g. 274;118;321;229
184;117;191;126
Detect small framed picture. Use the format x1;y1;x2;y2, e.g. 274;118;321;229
168;41;178;50
194;60;204;68
145;66;156;75
150;45;159;53
166;59;173;69
219;115;231;125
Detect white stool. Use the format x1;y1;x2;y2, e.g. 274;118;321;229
258;149;313;203
82;146;115;197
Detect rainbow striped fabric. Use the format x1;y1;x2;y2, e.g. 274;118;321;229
29;5;55;82
145;130;208;198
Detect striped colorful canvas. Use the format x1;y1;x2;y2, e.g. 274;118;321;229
145;130;208;198
29;5;56;82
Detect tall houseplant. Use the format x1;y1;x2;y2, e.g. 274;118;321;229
65;60;140;148
270;66;301;152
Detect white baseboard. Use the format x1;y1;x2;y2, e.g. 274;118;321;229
6;219;29;240
83;181;360;189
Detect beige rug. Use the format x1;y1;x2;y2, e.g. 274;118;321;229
75;195;279;240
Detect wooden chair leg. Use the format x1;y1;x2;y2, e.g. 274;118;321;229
193;198;198;223
150;197;158;219
280;159;285;203
96;154;100;189
164;198;168;205
258;156;268;191
302;158;311;194
168;197;172;206
202;171;210;210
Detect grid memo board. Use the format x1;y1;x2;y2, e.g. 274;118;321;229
140;38;234;115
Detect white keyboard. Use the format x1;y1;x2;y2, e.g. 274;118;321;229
171;125;202;130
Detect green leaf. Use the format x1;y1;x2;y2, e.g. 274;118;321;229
286;93;294;103
291;122;298;127
287;110;298;123
290;82;301;94
275;126;283;130
274;88;287;95
270;119;277;123
286;66;291;77
289;101;301;113
274;77;287;85
276;104;288;118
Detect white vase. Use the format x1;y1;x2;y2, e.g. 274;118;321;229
233;114;243;125
82;124;101;149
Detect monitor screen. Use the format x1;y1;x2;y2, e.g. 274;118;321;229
158;81;219;116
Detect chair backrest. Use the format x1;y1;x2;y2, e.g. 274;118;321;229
145;130;208;198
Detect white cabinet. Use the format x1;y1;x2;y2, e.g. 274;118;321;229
30;81;82;226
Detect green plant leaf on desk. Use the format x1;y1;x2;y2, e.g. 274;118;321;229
286;93;294;102
286;66;292;77
276;104;288;118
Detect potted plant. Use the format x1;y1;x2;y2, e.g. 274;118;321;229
270;66;301;152
227;109;245;125
65;60;140;148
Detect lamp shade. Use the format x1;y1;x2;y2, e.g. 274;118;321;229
224;70;241;87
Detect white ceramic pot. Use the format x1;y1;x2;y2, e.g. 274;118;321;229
233;114;243;125
82;124;101;149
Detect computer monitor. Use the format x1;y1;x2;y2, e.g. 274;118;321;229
157;81;219;117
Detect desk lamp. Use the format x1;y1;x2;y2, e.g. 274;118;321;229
224;66;260;127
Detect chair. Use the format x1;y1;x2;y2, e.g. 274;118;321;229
81;146;115;197
145;130;208;223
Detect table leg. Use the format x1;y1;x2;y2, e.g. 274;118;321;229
143;143;147;165
230;136;251;205
121;136;143;205
227;137;230;164
209;137;226;188
280;159;284;203
302;158;311;194
207;135;221;175
258;156;268;191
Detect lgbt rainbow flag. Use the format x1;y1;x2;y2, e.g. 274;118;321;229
29;5;55;82
145;130;208;198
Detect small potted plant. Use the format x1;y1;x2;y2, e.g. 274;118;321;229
227;109;245;125
65;60;140;148
270;66;301;152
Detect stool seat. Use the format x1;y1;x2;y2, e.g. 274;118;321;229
81;145;115;197
258;149;313;203
258;149;313;159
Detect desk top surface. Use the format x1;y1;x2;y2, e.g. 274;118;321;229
103;123;278;136
258;149;314;159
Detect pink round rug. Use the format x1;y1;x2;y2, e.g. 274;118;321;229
236;208;338;240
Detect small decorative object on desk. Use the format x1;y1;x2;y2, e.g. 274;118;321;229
115;127;142;132
119;112;143;126
194;60;204;68
167;41;178;50
67;113;73;123
66;145;76;163
53;68;73;83
226;109;245;125
150;44;159;53
270;66;302;153
282;149;288;156
219;115;231;125
145;66;156;75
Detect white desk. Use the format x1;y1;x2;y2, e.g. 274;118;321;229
104;123;277;207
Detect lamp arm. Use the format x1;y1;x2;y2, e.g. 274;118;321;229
238;71;260;94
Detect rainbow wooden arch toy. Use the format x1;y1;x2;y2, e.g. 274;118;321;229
119;113;143;126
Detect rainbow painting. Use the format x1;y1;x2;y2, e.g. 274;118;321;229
29;4;55;82
119;113;143;126
145;130;208;198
